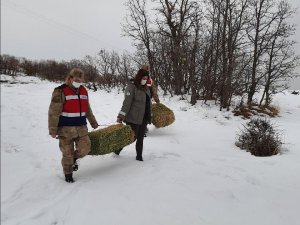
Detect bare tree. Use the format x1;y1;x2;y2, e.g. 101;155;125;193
155;0;200;94
205;0;249;109
117;51;136;88
246;0;278;104
123;0;156;77
259;0;300;106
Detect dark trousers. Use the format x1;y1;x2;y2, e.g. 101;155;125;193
115;120;147;157
127;119;148;157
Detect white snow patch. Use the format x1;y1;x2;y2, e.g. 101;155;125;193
1;74;300;225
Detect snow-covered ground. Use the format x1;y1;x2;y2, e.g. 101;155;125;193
1;74;300;225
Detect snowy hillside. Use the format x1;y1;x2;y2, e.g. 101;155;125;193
1;74;300;225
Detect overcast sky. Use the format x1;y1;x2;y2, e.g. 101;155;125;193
1;0;300;88
1;0;134;60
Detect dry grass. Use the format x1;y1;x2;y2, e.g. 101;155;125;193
152;103;175;128
88;124;134;155
233;104;279;119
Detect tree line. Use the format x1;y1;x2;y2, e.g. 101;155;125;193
0;51;139;92
123;0;299;108
1;0;299;109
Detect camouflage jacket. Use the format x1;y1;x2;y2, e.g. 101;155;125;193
150;81;160;103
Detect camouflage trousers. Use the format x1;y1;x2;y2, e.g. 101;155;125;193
58;125;91;175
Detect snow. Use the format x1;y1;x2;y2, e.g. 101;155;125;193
1;74;300;225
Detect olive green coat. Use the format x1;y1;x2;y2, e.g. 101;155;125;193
118;83;152;125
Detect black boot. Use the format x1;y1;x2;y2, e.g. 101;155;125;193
136;155;143;161
65;173;74;183
72;158;78;171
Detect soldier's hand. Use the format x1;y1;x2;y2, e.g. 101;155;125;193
92;123;99;129
51;134;57;139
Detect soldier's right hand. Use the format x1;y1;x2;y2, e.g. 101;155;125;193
92;123;99;129
51;134;57;139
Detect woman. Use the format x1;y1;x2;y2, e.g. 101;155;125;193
116;69;152;161
48;68;99;183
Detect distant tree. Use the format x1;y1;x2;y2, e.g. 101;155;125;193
0;54;20;75
20;58;38;76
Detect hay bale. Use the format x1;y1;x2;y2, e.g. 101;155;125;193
88;124;134;155
152;103;175;128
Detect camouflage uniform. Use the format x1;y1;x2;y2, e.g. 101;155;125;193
141;64;160;103
150;81;160;103
48;85;98;175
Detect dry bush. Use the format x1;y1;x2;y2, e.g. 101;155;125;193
233;104;279;119
235;117;282;156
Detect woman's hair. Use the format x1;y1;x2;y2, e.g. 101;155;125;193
133;69;149;87
65;68;84;85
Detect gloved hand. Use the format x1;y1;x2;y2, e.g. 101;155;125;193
50;134;57;139
92;123;99;129
117;116;123;123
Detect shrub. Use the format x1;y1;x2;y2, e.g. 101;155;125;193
235;118;282;156
233;104;279;119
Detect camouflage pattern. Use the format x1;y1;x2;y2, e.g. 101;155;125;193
141;64;160;103
150;81;160;103
48;84;98;175
58;126;91;174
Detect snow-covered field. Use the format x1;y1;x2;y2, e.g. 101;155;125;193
1;74;300;225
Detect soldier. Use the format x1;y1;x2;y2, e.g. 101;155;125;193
48;68;99;183
141;64;160;104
